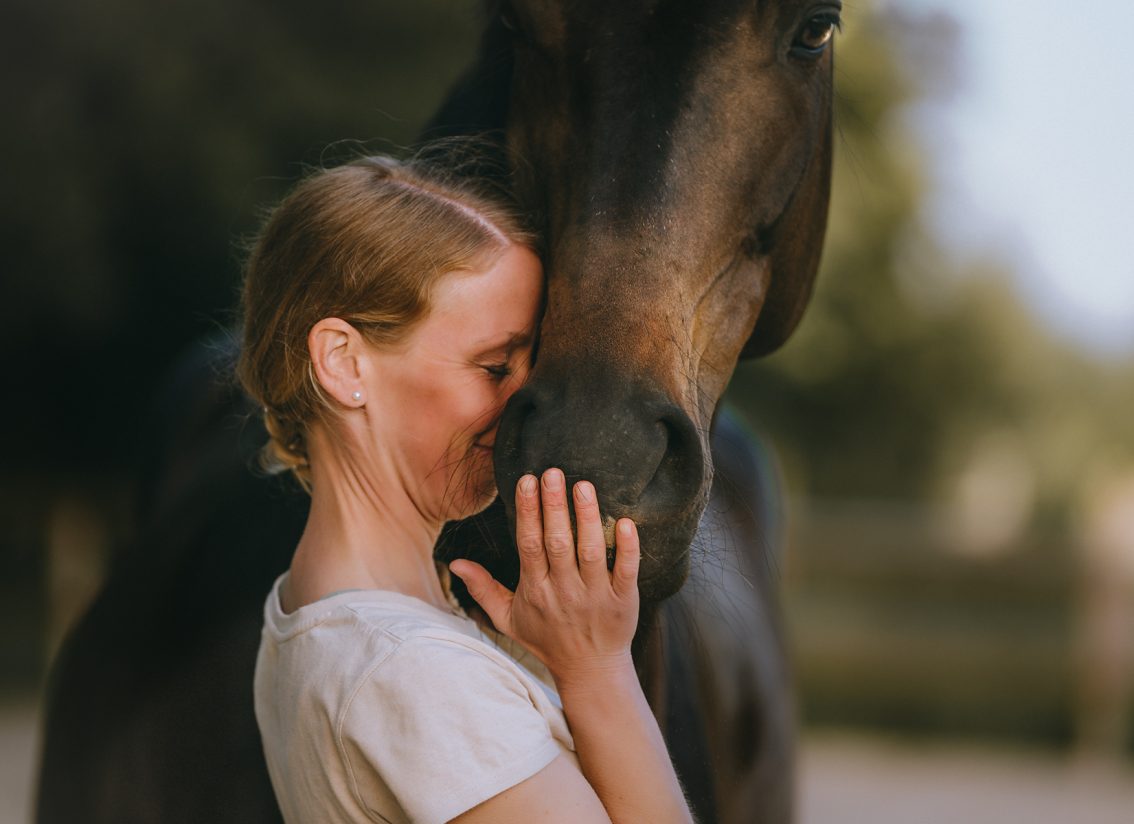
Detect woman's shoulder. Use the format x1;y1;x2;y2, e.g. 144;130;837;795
336;598;545;703
261;576;526;682
258;574;566;726
262;573;470;643
258;587;527;729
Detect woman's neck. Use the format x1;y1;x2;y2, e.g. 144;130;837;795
283;428;452;614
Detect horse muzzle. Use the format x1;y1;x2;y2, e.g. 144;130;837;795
493;368;708;600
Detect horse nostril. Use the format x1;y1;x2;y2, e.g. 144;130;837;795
640;407;705;514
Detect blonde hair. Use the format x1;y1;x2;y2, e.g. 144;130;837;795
236;153;538;491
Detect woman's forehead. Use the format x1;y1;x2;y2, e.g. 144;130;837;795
419;299;538;357
425;250;543;335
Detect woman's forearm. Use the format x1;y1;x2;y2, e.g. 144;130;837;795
554;656;694;824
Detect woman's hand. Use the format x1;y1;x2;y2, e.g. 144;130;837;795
451;471;692;824
449;468;640;684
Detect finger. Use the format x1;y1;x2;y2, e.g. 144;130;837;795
573;481;608;587
514;474;548;581
611;518;641;599
541;468;581;582
449;560;514;632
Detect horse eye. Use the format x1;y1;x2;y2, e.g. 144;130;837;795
793;13;841;56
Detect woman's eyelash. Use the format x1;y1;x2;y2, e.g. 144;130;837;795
483;362;512;379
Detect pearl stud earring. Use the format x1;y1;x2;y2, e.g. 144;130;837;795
351;391;362;402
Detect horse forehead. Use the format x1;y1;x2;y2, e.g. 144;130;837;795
511;0;827;290
513;0;791;37
514;0;758;20
513;0;800;184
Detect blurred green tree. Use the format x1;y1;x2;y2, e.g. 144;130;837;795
726;5;1134;534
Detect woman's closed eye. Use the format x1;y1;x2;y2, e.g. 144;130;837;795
482;362;512;381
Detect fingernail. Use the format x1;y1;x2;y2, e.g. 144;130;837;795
575;481;593;502
519;475;537;496
543;468;563;491
618;519;633;537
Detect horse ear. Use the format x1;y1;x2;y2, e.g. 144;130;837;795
741;102;833;359
420;11;514;142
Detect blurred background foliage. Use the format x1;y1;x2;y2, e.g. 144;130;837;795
724;7;1134;752
2;0;481;476
2;0;1131;762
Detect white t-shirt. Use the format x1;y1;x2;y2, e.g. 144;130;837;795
254;572;577;824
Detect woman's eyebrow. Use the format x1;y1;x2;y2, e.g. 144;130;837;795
472;330;533;356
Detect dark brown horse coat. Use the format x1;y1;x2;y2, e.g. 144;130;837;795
37;2;835;821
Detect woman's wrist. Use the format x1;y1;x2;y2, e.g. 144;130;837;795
550;651;639;700
553;651;693;824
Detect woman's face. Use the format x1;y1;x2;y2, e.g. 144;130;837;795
366;244;543;522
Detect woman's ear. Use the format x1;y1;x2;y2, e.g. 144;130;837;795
308;318;369;408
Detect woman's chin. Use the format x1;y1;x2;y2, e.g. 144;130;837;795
443;463;498;522
464;490;499;519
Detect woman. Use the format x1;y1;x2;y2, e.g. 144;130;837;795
239;154;693;823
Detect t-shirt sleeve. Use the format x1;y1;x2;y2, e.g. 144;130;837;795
337;633;563;824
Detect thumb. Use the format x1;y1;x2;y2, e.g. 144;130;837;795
449;560;514;631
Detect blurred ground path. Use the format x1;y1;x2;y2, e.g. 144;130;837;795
3;702;1134;824
0;696;37;824
800;733;1134;824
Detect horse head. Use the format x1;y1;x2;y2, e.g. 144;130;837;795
478;0;836;602
432;0;837;603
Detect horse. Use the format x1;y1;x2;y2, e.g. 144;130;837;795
36;2;836;821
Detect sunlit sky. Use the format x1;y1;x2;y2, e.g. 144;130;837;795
882;0;1134;355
